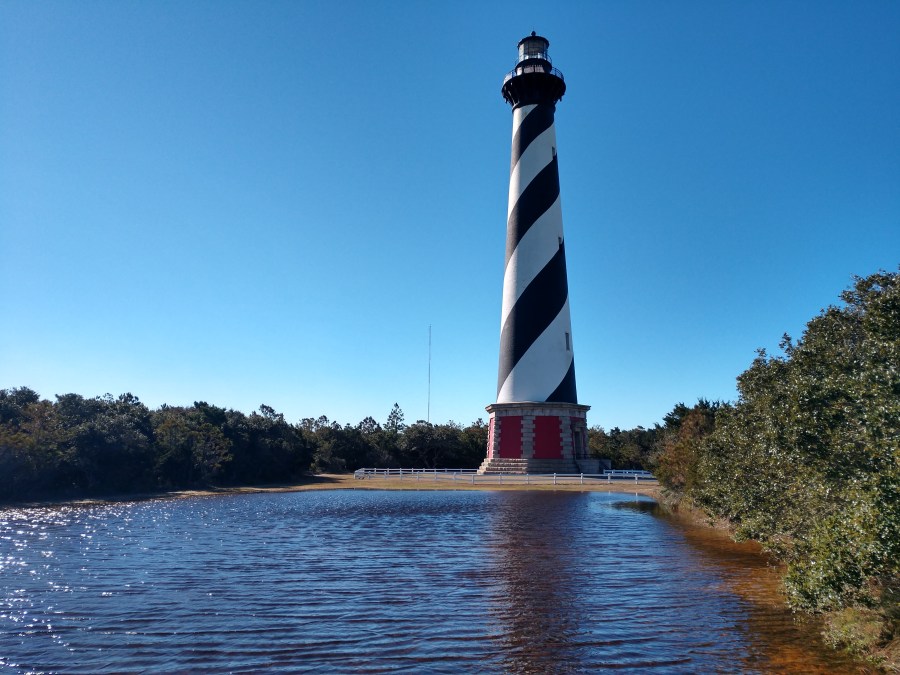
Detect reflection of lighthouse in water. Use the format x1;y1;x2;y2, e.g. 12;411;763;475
485;492;585;668
479;33;592;475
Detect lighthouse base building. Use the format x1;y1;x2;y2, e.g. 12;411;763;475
478;402;594;474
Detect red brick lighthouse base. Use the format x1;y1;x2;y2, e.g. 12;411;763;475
477;403;593;474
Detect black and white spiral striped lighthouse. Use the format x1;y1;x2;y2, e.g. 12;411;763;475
479;33;593;474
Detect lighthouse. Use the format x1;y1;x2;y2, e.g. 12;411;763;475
479;33;592;474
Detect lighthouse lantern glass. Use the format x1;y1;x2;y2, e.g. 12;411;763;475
518;36;550;63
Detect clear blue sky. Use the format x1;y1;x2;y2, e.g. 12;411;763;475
2;1;898;430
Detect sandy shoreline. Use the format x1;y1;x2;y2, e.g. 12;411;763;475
12;473;662;508
168;473;661;500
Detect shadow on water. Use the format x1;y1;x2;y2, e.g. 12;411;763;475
612;499;663;515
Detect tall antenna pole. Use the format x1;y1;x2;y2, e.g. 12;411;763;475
427;324;432;423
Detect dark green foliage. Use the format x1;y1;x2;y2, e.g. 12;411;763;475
0;387;40;425
653;399;720;494
398;419;488;469
232;406;312;484
658;270;899;619
588;425;658;469
0;390;63;498
153;406;232;487
0;396;488;502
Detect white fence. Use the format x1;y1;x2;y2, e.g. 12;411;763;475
352;468;656;485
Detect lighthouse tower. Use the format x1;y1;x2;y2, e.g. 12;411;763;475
479;33;592;474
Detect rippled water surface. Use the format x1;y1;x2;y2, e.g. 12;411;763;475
1;490;865;673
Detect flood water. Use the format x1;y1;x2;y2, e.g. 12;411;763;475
0;490;866;673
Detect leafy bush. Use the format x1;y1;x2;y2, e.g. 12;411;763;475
691;271;899;610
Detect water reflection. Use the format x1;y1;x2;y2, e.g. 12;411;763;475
484;492;703;672
487;492;587;671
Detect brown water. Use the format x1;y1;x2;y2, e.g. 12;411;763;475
0;490;867;673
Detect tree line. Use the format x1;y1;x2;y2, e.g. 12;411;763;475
0;379;689;505
0;394;488;502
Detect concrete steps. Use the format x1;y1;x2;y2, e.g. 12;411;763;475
477;457;580;475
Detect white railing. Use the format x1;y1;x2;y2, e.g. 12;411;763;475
352;468;656;485
354;468;478;479
602;469;655;478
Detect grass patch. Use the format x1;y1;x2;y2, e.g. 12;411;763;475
822;582;900;671
823;607;884;656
